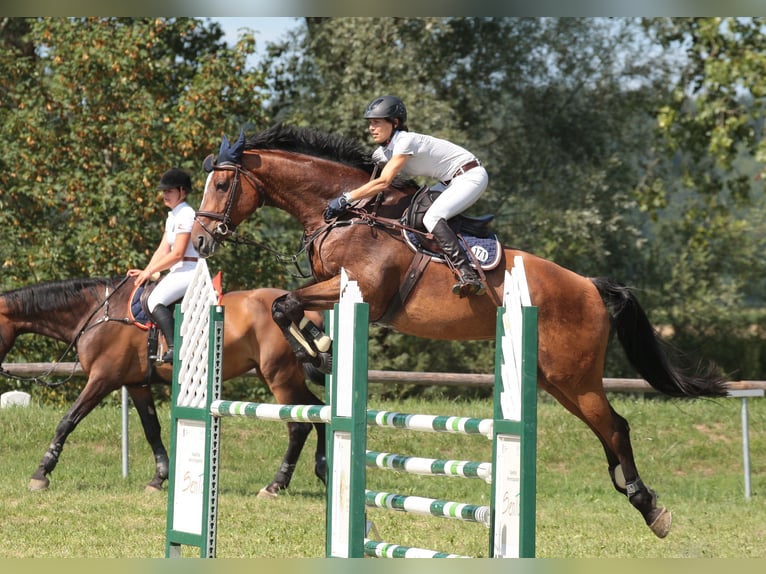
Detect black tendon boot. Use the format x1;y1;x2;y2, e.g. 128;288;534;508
431;219;486;297
151;303;176;363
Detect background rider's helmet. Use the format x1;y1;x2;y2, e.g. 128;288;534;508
157;168;192;193
364;96;408;130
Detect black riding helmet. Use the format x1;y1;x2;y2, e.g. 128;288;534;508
157;168;192;193
364;95;408;131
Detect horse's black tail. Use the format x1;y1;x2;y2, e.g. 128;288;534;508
591;276;728;398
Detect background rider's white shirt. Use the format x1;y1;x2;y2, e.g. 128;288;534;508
166;201;199;267
372;130;476;182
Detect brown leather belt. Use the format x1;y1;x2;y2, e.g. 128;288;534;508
183;257;198;262
453;159;480;178
443;159;481;185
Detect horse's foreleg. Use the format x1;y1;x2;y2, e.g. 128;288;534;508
29;387;105;490
127;386;169;492
272;294;332;373
29;414;76;490
296;315;331;353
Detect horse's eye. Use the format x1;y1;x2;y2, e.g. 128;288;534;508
216;180;228;192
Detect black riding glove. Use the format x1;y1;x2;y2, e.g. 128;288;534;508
324;192;352;221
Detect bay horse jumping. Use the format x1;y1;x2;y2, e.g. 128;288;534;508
0;277;326;496
191;125;728;539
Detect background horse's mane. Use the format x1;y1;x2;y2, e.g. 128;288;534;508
2;277;117;316
245;124;375;174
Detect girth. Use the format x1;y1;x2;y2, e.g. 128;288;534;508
375;251;431;326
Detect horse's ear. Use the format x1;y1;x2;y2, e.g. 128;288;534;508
230;128;246;161
217;128;245;165
203;154;215;173
218;134;231;158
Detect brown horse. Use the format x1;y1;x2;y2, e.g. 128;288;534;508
191;124;728;539
0;277;325;496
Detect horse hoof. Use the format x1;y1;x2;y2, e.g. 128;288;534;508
145;484;163;494
257;486;279;500
648;507;672;538
28;477;50;491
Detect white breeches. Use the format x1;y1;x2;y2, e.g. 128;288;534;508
422;166;489;232
147;261;198;312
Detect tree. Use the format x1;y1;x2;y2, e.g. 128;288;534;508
0;17;279;367
635;17;766;378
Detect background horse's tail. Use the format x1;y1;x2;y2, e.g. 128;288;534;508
591;277;728;398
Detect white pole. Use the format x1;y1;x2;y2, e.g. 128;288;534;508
122;385;129;478
728;389;764;500
741;397;751;500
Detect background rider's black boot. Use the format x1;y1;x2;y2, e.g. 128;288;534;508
151;303;176;363
431;219;486;297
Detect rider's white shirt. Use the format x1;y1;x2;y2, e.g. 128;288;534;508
372;130;476;182
165;201;199;263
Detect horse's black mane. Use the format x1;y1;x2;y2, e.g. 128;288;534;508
245;124;376;174
1;277;118;316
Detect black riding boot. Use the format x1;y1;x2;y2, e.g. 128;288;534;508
431;219;486;297
151;303;176;363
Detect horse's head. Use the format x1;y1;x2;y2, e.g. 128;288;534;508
193;125;382;257
193;131;266;257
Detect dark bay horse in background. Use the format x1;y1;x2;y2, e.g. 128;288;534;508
0;277;326;497
191;125;728;538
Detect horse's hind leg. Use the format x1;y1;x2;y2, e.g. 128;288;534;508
542;380;671;538
603;404;671;538
127;385;169;492
313;420;327;484
258;345;327;498
258;421;313;498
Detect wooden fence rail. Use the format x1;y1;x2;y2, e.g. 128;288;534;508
3;362;766;393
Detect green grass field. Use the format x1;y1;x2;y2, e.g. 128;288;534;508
0;390;764;558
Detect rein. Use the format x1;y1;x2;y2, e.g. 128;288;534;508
0;276;132;387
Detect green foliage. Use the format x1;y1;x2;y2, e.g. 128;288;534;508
0;18;270;286
632;18;766;362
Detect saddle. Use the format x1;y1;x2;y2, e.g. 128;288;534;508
127;271;224;330
402;185;502;271
127;272;224;370
375;187;503;325
128;283;155;330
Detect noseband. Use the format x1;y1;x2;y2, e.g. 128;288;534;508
195;162;264;244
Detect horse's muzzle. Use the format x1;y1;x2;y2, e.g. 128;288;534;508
194;234;217;258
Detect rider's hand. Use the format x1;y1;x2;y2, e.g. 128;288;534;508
323;192;352;221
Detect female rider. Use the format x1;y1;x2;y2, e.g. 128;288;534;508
127;168;199;363
324;95;488;297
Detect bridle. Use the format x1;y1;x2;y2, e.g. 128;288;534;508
195;161;265;245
